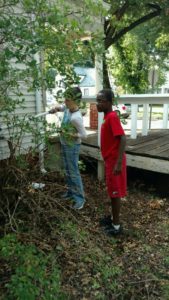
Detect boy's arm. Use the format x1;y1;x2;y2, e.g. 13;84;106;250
49;104;65;113
70;117;87;139
113;135;126;175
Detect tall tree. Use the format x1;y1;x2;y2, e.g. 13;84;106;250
108;23;169;93
103;0;169;88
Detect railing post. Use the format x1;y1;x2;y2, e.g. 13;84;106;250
131;104;138;139
98;113;103;147
142;104;149;136
95;54;103;147
95;55;104;180
163;104;169;129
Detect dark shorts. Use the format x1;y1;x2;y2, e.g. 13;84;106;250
105;154;127;198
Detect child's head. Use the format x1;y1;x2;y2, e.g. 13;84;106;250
97;89;114;103
64;87;82;104
96;89;114;112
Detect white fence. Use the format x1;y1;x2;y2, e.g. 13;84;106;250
83;94;169;140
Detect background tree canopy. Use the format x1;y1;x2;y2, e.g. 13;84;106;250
0;0;104;110
1;0;169;100
103;0;169;91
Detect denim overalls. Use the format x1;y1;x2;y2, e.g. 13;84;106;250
60;109;85;207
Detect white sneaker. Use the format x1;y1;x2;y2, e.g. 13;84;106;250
73;201;85;210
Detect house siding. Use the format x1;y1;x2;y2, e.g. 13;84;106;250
0;85;42;160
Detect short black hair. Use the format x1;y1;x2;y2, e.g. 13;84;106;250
97;89;114;103
64;86;82;102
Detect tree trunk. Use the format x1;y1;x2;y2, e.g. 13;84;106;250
103;51;111;89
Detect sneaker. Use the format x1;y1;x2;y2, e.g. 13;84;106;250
99;215;112;227
73;201;85;210
105;225;122;237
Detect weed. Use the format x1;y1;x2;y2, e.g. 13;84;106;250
78;159;86;172
59;221;88;243
0;234;66;300
164;257;169;267
158;220;169;236
81;249;122;294
161;281;169;300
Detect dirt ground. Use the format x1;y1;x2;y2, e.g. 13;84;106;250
0;164;169;299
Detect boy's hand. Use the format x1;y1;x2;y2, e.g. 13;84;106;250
49;107;58;114
60;131;77;138
113;161;122;175
68;133;78;138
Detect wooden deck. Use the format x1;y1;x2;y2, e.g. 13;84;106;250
80;129;169;176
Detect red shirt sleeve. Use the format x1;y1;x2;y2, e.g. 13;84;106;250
108;112;125;137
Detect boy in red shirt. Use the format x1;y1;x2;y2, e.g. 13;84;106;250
96;89;127;236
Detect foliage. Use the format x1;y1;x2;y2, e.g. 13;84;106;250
108;17;169;93
0;0;104;95
109;37;149;93
104;0;169;49
108;34;158;93
1;107;57;161
0;234;65;300
78;159;86;171
59;122;77;145
103;0;169;88
0;0;104;160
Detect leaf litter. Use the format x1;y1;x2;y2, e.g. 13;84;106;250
0;166;169;299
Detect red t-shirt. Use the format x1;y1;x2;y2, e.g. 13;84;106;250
101;111;125;159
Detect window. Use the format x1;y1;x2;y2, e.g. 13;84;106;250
164;88;169;93
84;88;89;96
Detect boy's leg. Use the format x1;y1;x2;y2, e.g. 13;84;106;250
66;144;85;208
61;145;73;197
103;198;111;216
99;160;112;227
102;155;125;234
100;197;121;228
103;197;122;236
99;199;112;227
111;197;121;225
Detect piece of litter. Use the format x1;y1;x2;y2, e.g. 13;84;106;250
31;182;45;189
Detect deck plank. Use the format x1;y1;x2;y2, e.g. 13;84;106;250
81;129;169;174
126;129;169;146
129;136;169;154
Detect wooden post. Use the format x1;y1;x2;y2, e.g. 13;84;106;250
142;103;149;136
163;104;169;129
95;55;104;180
131;104;138;139
34;52;47;174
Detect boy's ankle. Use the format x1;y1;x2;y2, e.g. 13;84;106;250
112;224;120;230
99;215;112;227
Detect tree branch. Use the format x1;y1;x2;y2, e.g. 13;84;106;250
113;0;130;20
0;0;17;9
105;1;130;43
147;3;161;10
105;8;162;49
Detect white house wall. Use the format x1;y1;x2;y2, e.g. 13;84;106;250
0;85;39;160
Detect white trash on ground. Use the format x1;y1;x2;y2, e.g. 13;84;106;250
31;182;46;189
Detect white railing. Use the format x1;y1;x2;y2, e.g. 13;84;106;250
83;94;169;140
119;94;169;139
